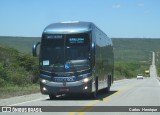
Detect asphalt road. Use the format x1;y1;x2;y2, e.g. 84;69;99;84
1;52;160;115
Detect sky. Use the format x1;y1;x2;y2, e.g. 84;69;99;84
0;0;160;38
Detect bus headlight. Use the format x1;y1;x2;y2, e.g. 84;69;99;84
83;78;89;83
41;79;47;84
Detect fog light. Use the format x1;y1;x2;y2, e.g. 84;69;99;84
84;86;88;90
43;87;47;91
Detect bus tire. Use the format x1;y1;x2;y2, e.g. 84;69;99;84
49;94;56;100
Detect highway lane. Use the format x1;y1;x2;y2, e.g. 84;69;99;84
1;78;160;115
1;52;160;115
1;79;141;106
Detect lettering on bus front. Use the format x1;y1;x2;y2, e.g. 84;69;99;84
54;77;75;82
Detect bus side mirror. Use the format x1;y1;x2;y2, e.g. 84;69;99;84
91;42;95;67
32;42;40;57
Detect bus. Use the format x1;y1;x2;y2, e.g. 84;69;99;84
32;21;114;99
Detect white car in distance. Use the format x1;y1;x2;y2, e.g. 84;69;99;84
137;74;143;80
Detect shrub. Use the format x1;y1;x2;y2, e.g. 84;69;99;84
0;77;5;86
15;54;36;71
114;62;146;79
0;46;39;86
15;54;39;83
0;63;8;86
8;67;31;86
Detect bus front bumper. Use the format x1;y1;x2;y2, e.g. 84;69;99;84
40;79;93;95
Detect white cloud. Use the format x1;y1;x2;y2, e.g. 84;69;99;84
137;3;144;7
112;4;121;9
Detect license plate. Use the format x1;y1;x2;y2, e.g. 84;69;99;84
60;88;69;92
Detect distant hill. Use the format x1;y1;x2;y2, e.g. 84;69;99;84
112;38;160;51
0;36;40;54
1;36;160;63
112;38;160;62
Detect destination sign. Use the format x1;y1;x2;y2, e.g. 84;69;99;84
46;35;63;39
69;38;84;44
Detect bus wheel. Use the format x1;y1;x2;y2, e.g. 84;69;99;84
92;91;97;98
49;94;56;100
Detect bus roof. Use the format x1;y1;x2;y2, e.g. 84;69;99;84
43;21;94;34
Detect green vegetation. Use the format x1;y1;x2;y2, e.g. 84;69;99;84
1;36;160;98
0;36;40;54
155;51;160;79
0;84;39;99
114;62;149;80
112;38;160;79
112;38;160;62
0;46;39;98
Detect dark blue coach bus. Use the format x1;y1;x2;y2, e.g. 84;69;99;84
32;21;114;99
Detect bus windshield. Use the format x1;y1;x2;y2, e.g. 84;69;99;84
40;33;90;73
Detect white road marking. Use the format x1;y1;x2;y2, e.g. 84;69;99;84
8;97;48;106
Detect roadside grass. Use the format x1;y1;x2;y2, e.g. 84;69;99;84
0;84;39;99
156;64;160;81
